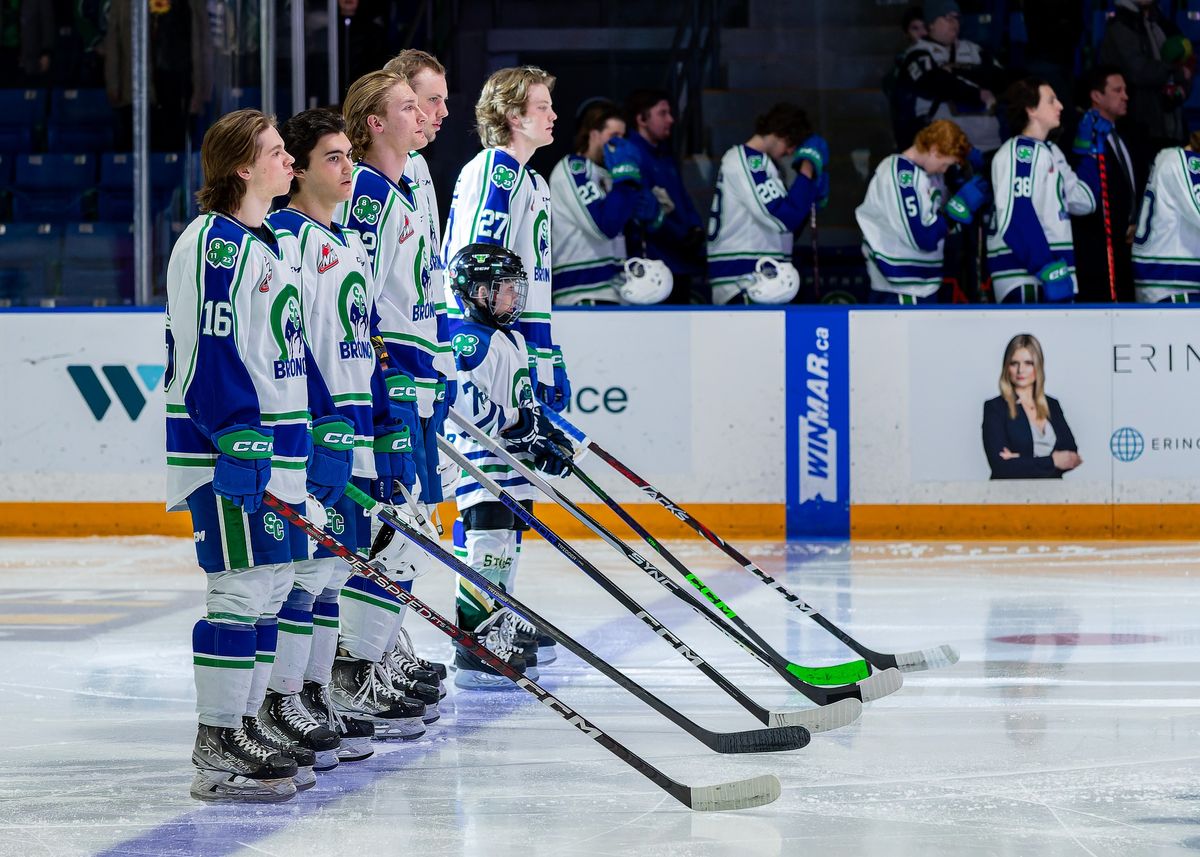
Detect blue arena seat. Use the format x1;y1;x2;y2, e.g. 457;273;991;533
61;221;135;302
97;152;185;221
0;223;59;300
12;153;96;221
0;89;45;153
46;88;115;152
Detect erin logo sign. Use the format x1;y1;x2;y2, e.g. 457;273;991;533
68;364;165;420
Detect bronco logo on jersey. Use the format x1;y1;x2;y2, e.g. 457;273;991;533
491;164;517;190
352;195;381;225
317;242;339;274
1016;145;1035;163
451;332;479;357
512;367;533;408
337;272;372;359
270;284;307;378
206;237;239;269
533;211;550;281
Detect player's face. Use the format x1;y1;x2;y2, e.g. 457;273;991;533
928;12;959;45
492;278;521;317
906;18;927;43
1028;85;1063;132
244;126;295;200
597;117;626;146
377;82;429;154
641;100;674;144
1093;75;1129;120
298;131;354;205
1007;348;1037;390
410;69;449;142
514;83;556;149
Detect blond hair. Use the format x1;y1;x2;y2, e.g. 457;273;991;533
998;333;1049;422
383;49;445;81
912;119;971;163
196;109;274;214
474;65;555;148
343;70;408;160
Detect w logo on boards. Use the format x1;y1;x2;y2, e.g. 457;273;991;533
68;365;164;420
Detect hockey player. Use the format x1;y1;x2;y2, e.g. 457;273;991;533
706;102;827;305
331;70;442;737
988;78;1100;303
549;100;669;305
444;243;573;689
441;65;570;413
856;119;984;304
166;109;352;802
1133;130;1200;302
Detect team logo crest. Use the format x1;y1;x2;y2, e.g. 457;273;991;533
398;215;415;244
512;367;533;407
263;512;285;541
568;158;587;175
257;268;272;293
337;272;370;344
317;242;339;274
1016;145;1034;163
325;508;345;535
452;332;479;357
746;153;766;172
352;195;381;225
491;164;517;190
533;210;550;270
269;284;305;363
1188;156;1200;174
897;170;915;188
206;237;238;269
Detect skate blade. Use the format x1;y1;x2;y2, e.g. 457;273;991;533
190;772;297;804
313;749;339;773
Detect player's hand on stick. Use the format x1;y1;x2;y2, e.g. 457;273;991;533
308;416;355;506
211;424;274;514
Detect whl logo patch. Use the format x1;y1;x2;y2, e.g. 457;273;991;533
68;364;165;420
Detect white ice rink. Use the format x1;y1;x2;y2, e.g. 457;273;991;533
1;535;1197;856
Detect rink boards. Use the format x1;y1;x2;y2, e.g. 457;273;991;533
1;305;1197;539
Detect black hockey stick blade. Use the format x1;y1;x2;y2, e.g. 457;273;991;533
710;724;810;754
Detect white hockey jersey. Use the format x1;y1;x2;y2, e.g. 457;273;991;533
1133;147;1200;302
165;213;309;510
449;320;537;510
856;154;948;297
442;149;556;385
267;208;380;478
336;162;443;418
987;136;1096;302
549;154;626;304
706;144;814;305
403;151;455;384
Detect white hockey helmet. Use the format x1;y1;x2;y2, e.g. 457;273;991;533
742;258;800;304
617;257;673;305
368;511;439;582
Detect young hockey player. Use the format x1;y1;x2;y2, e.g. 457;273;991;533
987;78;1101;303
1133;130;1200;302
856;119;982;304
166;109;352;802
706;103;827;305
444;243;572;689
441;65;570;413
549;100;670;305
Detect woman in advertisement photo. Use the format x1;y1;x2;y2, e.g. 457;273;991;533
982;333;1082;479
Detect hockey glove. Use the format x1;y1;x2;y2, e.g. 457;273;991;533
212;424;274;515
1072;109;1114;156
535;346;570;413
372;419;414;504
634;188;665;230
443;376;458;410
501;407;540;453
603;136;643;185
945;175;992;224
792;134;829;177
532;424;573;477
1037;259;1075;303
308;416;355;506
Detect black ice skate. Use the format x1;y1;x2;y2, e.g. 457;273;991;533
261;689;342;773
452;608;528;691
329;655;427;740
380;654;441;724
242;714;317;791
299;681;374;763
189;723;298;804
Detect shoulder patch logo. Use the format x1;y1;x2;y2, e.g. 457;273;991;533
317;242;339;274
352;195;382;225
1188;155;1200;174
398;214;415;244
1016;145;1035;163
567;158;587;175
897;170;915;188
491;164;517;190
206;237;238;269
452;332;479;357
746;153;766;172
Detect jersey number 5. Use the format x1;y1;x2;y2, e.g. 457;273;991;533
201;300;233;337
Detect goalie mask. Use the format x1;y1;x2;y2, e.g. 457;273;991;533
447;243;529;329
741;258;800;304
617;257;673;305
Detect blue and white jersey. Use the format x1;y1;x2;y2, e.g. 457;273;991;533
442;149;555;384
267;208;381;478
549;154;636;304
1133;147;1200;302
855;154;948;298
165;212;309;510
448;321;537;510
707;144;816;304
987;136;1096;302
336;163;443;418
403;151;455;384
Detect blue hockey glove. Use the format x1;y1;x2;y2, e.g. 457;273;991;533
1037;259;1075;302
308;416;355;506
603;136;643;185
1073;109;1114;156
792;134;829;177
443;376;458;410
212;424;274;515
633;188;665;229
535;347;570;413
372;419;414;504
945;175;992;224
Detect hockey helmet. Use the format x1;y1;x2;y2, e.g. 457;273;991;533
617;257;673;305
742;258;800;304
368;510;440;582
447;243;529;328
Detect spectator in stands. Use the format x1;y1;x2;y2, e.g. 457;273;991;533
623;89;705;303
982;333;1081;480
1099;0;1193;177
884;6;929;149
1132;129;1200;303
899;0;1007;152
0;0;54;85
334;0;389;102
1069;66;1139;303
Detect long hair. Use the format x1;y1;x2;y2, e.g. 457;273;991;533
573;100;622;154
475;66;556;148
998;333;1049;421
196;109;273;214
343;70;408;161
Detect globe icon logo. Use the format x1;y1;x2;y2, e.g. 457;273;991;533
1110;427;1144;462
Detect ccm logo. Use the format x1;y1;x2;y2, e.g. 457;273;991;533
231;440;272;453
323;432;357;446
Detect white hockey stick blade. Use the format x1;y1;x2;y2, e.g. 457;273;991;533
689;774;781;811
893;644;960;673
856;666;904;703
767;697;861;732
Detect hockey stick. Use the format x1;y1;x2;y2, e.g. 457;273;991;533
440;435;861;732
449;415;896;712
544;410;960;674
340;484;810;755
260;494;780;811
1097;150;1118;302
810;202;821;301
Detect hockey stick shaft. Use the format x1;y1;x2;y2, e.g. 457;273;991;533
1098;151;1117;302
260;493;778;810
544;410;958;675
341;484;809;755
810;203;821;300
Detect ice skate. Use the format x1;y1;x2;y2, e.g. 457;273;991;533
261;689;342;773
189;723;298;804
330;655;427;740
299;682;375;763
452;608;528;690
381;651;441;724
242;714;317;791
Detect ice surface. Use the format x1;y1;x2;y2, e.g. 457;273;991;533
0;537;1197;856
